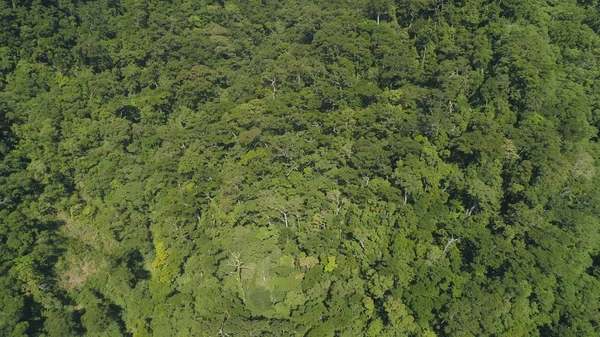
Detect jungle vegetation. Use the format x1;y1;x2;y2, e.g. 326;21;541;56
1;0;600;336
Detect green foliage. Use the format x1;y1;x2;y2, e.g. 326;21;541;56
324;256;338;273
1;0;600;336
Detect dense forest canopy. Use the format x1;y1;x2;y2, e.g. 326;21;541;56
1;0;600;336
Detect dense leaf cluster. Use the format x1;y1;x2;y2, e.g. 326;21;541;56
1;0;600;336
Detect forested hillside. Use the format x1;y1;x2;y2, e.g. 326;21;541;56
1;0;600;336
